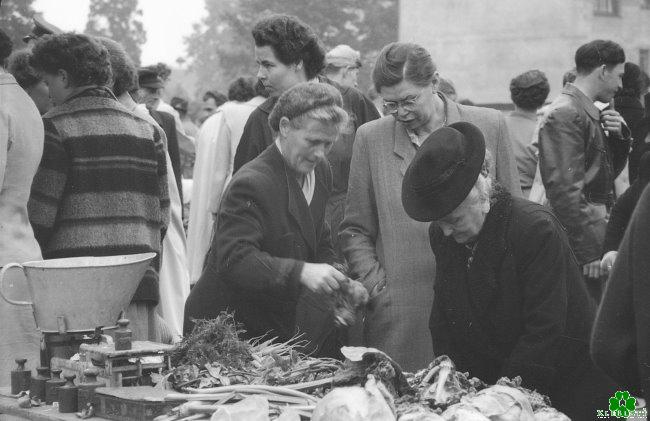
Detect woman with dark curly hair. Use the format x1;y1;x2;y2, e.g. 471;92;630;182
504;69;550;197
233;14;330;172
233;14;379;262
6;50;52;114
27;33;171;341
29;33;112;105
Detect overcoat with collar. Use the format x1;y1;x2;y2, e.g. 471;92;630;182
183;144;337;355
592;184;650;408
339;99;521;371
430;191;618;419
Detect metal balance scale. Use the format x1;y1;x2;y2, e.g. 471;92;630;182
0;253;174;386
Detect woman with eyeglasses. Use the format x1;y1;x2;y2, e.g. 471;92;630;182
339;42;521;371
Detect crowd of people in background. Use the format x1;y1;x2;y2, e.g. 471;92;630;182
3;10;650;419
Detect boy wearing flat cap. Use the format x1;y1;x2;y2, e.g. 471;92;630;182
135;67;183;207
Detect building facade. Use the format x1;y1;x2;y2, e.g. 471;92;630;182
399;0;650;104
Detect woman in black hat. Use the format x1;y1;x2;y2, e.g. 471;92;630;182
402;121;619;419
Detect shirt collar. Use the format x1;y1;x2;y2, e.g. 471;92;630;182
274;139;316;204
509;109;538;121
405;128;426;148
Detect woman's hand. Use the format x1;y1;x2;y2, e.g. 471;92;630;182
600;251;618;275
299;263;346;295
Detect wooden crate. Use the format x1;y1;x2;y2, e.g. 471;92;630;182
94;386;184;421
79;341;174;387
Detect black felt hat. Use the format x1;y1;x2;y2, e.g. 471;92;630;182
402;122;486;222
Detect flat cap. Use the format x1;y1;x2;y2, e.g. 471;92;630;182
138;68;164;89
326;44;361;68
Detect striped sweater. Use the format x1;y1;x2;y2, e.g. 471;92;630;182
28;87;170;302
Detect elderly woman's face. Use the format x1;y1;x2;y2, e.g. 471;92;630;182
379;80;436;131
279;117;339;175
436;191;488;245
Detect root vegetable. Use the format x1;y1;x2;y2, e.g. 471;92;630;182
183;384;317;402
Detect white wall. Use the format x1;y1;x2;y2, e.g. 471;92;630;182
399;0;650;104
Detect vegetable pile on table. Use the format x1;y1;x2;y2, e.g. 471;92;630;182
167;313;343;390
155;313;570;420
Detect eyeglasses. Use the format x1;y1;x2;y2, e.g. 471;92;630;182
382;90;424;114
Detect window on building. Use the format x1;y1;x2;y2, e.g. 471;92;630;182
594;0;620;15
640;49;649;74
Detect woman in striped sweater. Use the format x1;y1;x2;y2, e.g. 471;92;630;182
28;33;170;340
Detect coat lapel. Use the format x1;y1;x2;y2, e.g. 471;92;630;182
445;98;462;125
271;146;317;254
310;164;329;240
466;191;512;317
393;121;417;176
563;83;601;122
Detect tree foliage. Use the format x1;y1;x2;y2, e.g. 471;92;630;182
85;0;146;65
0;0;37;49
185;0;397;95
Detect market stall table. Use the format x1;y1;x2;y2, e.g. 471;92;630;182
0;387;103;421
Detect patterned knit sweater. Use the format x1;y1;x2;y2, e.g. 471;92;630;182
28;87;170;302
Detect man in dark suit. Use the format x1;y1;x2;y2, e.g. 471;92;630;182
184;83;349;357
136;68;183;207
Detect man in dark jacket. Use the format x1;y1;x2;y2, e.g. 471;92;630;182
136;68;183;207
232;14;380;258
538;39;630;301
185;83;349;357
